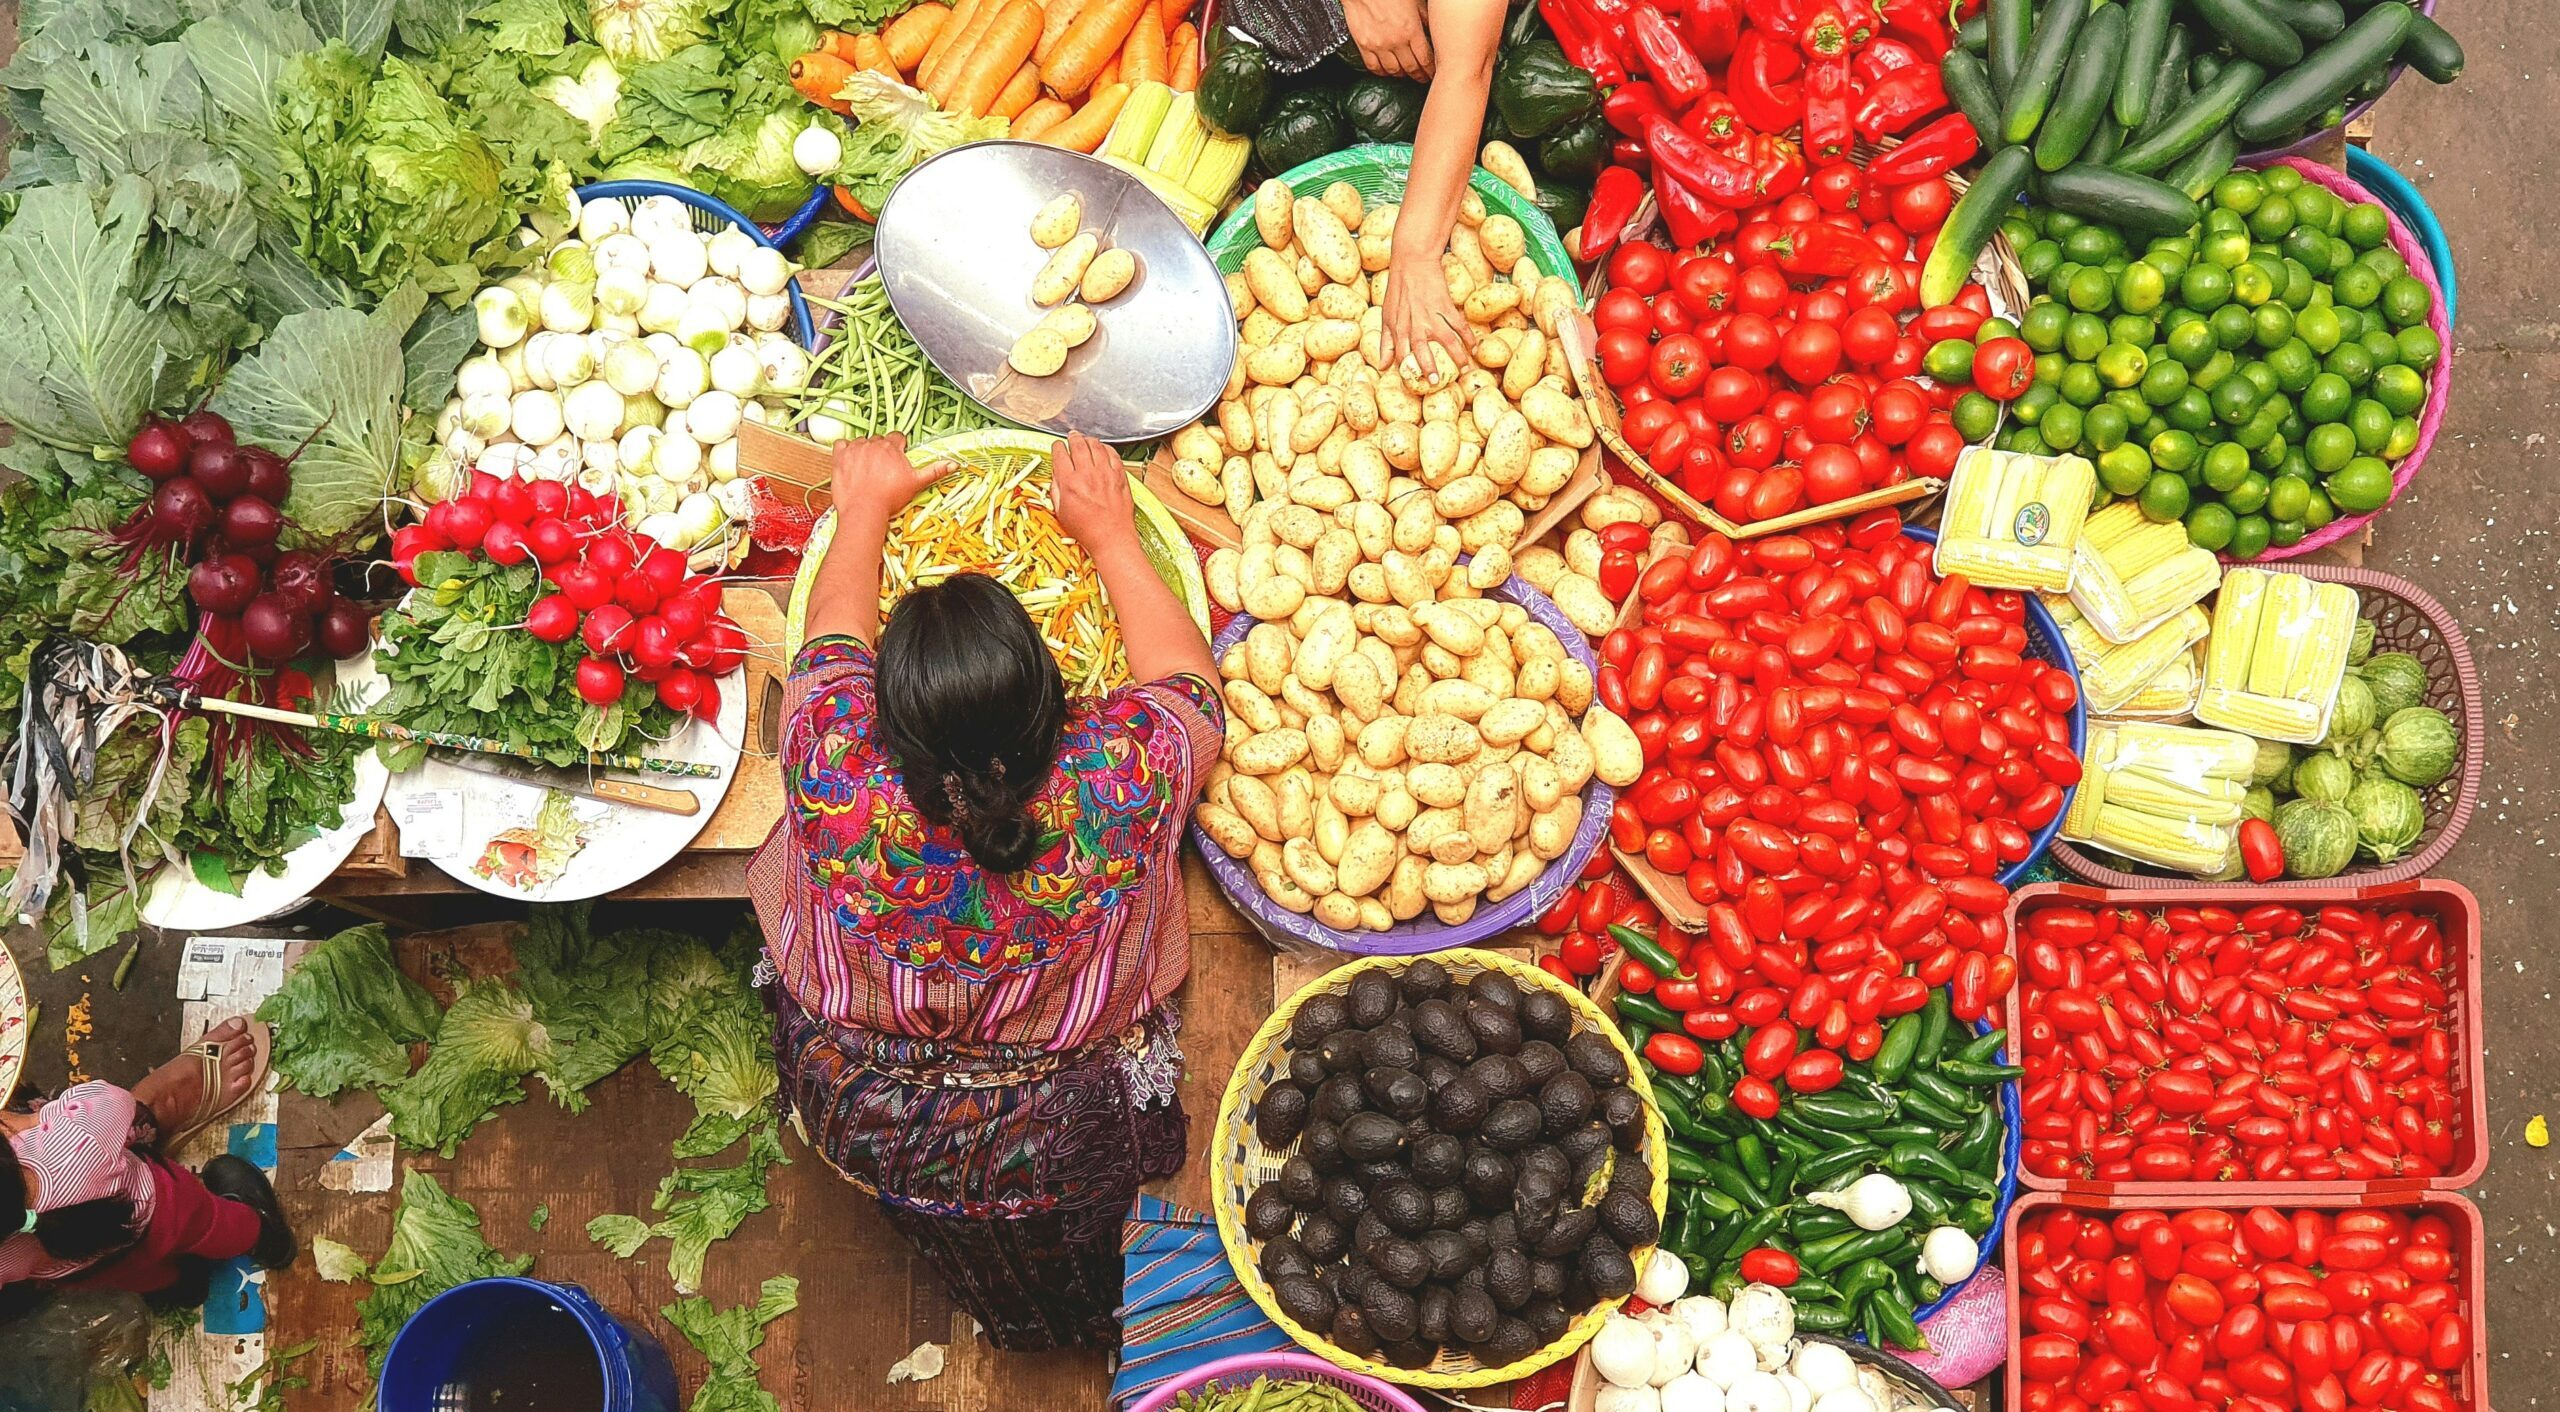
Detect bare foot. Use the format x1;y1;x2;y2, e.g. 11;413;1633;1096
130;1017;260;1138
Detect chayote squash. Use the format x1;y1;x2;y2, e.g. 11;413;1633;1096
1492;38;1597;139
1341;76;1427;145
1255;88;1347;176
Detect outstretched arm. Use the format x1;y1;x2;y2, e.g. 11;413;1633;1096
1050;434;1215;686
802;434;951;648
1379;0;1508;375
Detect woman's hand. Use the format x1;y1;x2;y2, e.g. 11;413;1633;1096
1380;245;1475;377
1345;0;1433;78
1050;433;1138;549
831;433;950;525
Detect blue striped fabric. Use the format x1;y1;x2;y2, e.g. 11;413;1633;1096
1113;1195;1292;1407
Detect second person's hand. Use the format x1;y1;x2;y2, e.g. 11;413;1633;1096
1379;249;1474;379
831;433;953;524
1050;433;1137;550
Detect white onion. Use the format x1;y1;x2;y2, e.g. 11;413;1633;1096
617;425;662;475
603;341;661;396
755;334;810;393
745;292;792;332
738;246;793;298
455;356;513;404
793;122;841;176
577;197;630;243
707;437;741;482
459;392;512;439
654;348;708;408
564;381;625;441
522;332;560;390
648;229;707;286
597;265;648;316
595;232;651;276
653;428;702;481
510;389;565;446
686;389;742;443
546;240;595;284
542;333;596;388
473;287;529;348
707;226;757;279
709;341;763;397
638;281;689;333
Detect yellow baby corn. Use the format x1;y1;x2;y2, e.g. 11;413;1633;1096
2100;719;2261;781
2053;600;2209;715
2069;502;2222;643
1931;448;2096;593
2111;646;2203;721
2084;804;2240;875
2196;569;2362;745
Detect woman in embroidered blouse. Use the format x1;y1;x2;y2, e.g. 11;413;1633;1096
748;431;1222;1350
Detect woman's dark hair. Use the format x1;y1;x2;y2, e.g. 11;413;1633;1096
1;1148;141;1264
875;573;1069;874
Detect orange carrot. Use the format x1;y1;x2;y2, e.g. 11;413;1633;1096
992;60;1042;117
834;185;874;220
818;29;860;59
1012;96;1073;138
1092;53;1120;90
1039;0;1144;98
1035;0;1087;63
882;3;951;70
1162;0;1197;21
1167;21;1199;87
920;0;987;88
851;33;900;76
925;0;1005;101
1042;81;1128;150
1119;0;1165;86
790;52;857;111
949;0;1041;117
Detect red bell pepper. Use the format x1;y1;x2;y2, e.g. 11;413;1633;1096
1728;29;1802;132
1855;36;1929;83
1801;52;1854;159
1797;4;1869;56
1631;6;1711;107
1648;114;1766;208
1655;169;1739;249
1682;91;1754;157
1545;0;1627;85
1582;0;1637;56
1740;0;1804;41
1751;132;1806;201
1876;0;1953;56
1861;112;1977;183
1682;0;1742;62
1613;137;1650;168
1774;220;1877;277
1603;81;1669;136
1581;165;1646;262
1854;65;1945;141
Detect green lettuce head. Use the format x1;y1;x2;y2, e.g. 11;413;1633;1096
591;0;718;65
685;110;824;222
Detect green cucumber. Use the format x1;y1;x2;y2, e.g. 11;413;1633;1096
2036;2;2128;170
2193;0;2306;67
2115;0;2174;128
2161;125;2241;198
2084;112;2125;165
1957;10;1989;54
1988;0;2034;100
2136;21;2193;139
2112;60;2264;174
2001;0;2097;143
2266;0;2348;41
1942;49;2004;145
2234;3;2415;143
2399;11;2463;83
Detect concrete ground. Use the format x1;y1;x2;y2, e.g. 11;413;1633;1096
7;3;2560;1405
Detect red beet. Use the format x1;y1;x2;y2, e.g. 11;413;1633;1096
151;478;216;543
217;495;282;547
269;550;333;614
127;418;188;480
242;448;291;504
315;601;373;659
240;592;313;662
190;443;251;500
187;553;262;615
178;410;234;447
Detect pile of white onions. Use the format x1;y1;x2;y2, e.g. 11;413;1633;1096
424;193;811;559
1587;1281;1961;1412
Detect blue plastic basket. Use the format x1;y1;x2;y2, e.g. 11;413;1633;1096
1897;1015;2022;1329
2347;146;2457;325
573;180;817;348
766;186;834;250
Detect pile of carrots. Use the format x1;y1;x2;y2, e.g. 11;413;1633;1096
790;0;1202;151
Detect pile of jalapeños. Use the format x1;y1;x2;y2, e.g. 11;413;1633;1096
1617;982;2021;1350
1921;0;2462;306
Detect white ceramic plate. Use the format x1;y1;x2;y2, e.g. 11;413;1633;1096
0;942;25;1106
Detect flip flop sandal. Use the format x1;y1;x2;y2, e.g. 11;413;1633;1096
162;1020;272;1151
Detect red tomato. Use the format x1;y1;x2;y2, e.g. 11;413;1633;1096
1780;320;1844;385
1849;260;1914;312
1725;313;1781;371
1653;297;1695;337
1596;327;1653;388
1651;334;1708;398
1728;416;1783;469
1608;241;1671;295
1622;399;1678;452
1870;380;1930;445
1891;177;1955;233
1907;419;1966;476
1593;287;1650;333
1810;161;1864;212
1675;256;1737;315
1700;367;1767;423
1800;289;1852;326
1736;265;1791;315
1973;336;2036;400
1841;304;1900;366
1803;443;1866;502
1914;303;1988;343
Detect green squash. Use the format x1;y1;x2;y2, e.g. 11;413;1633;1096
1255;89;1348;178
2290;751;2356;804
1199;35;1273;137
1492;38;1597;139
2375;705;2461;789
1529;174;1589;235
2358;651;2430;719
2249;738;2293;787
1341;76;1428;145
2346;773;2426;863
1540;111;1611;183
2348;616;2377;665
2320;674;2376;748
2273;798;2358;879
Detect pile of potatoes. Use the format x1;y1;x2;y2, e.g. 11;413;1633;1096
1176;176;1663;933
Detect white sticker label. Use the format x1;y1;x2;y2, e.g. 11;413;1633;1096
396;789;465;858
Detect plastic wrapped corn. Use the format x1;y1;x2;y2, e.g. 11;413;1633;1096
2069;501;2223;643
2063;719;2261;874
2111;646;2204;721
1933;447;2097;592
2195;569;2361;745
2050;599;2209;716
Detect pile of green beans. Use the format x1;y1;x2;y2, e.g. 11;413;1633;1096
791;278;1003;443
1168;1376;1366;1412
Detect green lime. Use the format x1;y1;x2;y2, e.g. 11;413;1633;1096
2097;443;2154;494
2021;302;2070;353
2139;414;2171;443
2273;440;2310;478
2361;329;2403;368
2267;474;2313;523
2385;416;2421;460
2294;185;2340;233
2350;399;2395;453
2306;422;2358;474
2224;470;2269;516
2141;358;2191;407
2068;267;2117;312
2047;264;2083;302
2191;350;2237;392
2395;326;2443;372
2281;226;2333;276
2265;340;2317;392
2213;172;2265;215
2003;217;2039;250
2060;362;2105;407
2041;403;2086;451
2328;457;2393;513
2380;275;2433;327
2330;304;2368;342
2360;247;2409;283
2085;402;2132;451
2342;203;2389;250
1952;391;2002;442
2150;429;2202;473
2064;312;2111;361
1977;316;2023;343
2325;341;2377;388
2240;362;2279;398
2111;314;2159;348
2147;241;2192;283
2270;518;2307;548
2333;264;2383;309
2064;223;2124;264
2020;239;2063;282
2016;382;2060;426
2202;439;2253;492
2165;388;2215;434
2247;195;2295;242
2167;319;2218;369
2372;364;2427;417
2231;261;2279;308
2303;489;2336;531
2034;351;2065;388
2138;471;2192;521
2295;304;2344;355
2264;165;2304;194
2202;229;2253;271
2212;303;2257;350
1924;339;1978;383
2008;426;2051;456
2250;303;2294;349
2228;513;2274;560
2117;261;2168;314
2186;501;2237;552
2232;408;2280;451
2301;372;2353;423
2096;343;2150;389
2204;206;2249;236
2047;209;2086;235
2326;237;2359;278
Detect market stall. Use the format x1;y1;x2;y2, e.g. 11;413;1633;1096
0;0;2497;1403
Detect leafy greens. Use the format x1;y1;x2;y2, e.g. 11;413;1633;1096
354;1170;534;1374
254;924;443;1099
662;1276;799;1412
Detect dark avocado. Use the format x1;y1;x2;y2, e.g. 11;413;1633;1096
1290;994;1350;1048
1403;1116;1438;1148
1259;1234;1314;1283
1331;1305;1377;1356
1314;1073;1367;1123
1467;970;1522;1013
1451;1284;1499;1344
1429;1075;1490;1133
1430;1185;1470;1229
1468;1053;1529;1100
1340;1111;1405;1164
1369;1236;1430;1291
1580;1234;1638;1297
1512;1166;1564;1232
1599;1085;1648;1150
1365;1066;1428;1119
1565;1031;1630;1086
1539;1071;1596;1138
1245;1183;1296;1240
1355;1158;1410;1187
1347;970;1400;1028
1336;1262;1374;1306
1415;1284;1452;1347
1484;1212;1520;1250
1532;1205;1597;1258
1599;1187;1660;1248
1317;1030;1366;1074
1273;1275;1335;1330
1323;1176;1370;1224
1278;1154;1324;1207
1571;1141;1612;1190
1381;1339;1435;1369
1517;988;1572;1043
1483;1247;1533;1311
1400;957;1452;1003
1485;1315;1540;1365
1417;1054;1461;1093
1288;1049;1328;1088
1465;1000;1524;1056
1302;1118;1344;1173
1529;1256;1568;1300
1522;1297;1571;1344
1515;1040;1567;1088
1298;1210;1349;1263
1479;1099;1542;1151
1362;1026;1420;1072
1419;1228;1478;1281
1353;1210;1390;1257
1461;1149;1516;1206
1375;1179;1432;1235
1609;1154;1653;1200
1411;1132;1464;1187
1409;1000;1478;1062
1255;1082;1311;1150
1558;1119;1610;1168
1516;1145;1573;1192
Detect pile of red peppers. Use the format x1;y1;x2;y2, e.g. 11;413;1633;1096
1547;0;1987;261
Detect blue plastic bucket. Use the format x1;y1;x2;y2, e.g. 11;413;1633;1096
2347;146;2458;325
379;1277;680;1412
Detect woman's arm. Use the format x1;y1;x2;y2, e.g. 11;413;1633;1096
1379;0;1509;375
801;434;952;647
1051;434;1215;686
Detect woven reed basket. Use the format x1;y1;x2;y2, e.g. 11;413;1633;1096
1212;949;1671;1389
2053;561;2484;888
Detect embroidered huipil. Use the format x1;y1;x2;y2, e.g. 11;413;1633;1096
746;636;1224;1051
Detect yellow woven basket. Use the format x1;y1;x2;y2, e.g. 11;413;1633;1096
1211;948;1671;1389
783;428;1211;663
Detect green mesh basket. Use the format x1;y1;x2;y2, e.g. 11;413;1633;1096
1203;144;1575;279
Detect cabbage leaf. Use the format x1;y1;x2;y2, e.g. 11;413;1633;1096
380;976;548;1156
663;1276;799;1412
255;924;444;1099
209;281;420;540
833;72;1002;221
355;1171;534;1374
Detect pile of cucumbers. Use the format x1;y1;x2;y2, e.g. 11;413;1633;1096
1919;0;2461;305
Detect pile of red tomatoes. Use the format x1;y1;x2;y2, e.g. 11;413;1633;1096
1589;164;1998;525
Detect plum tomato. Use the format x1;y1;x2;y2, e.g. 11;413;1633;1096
1907;419;1966;476
1700;367;1767;423
1725;313;1781;372
1841;304;1900;367
1972;336;2036;400
1870;381;1931;446
1805;382;1869;443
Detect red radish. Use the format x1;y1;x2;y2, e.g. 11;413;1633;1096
614;570;661;614
677;634;714;671
526;480;570;517
587;534;636;578
392;522;447;557
151;478;216;543
240;592;313;661
492;478;535;524
568;487;610;524
688;673;722;721
269;550;333;613
656;669;704;714
640;546;687;593
190;444;251;500
188;553;262;615
659;593;707;640
574;656;626;706
467;469;502;501
582;604;635;655
127;418;188;479
525;594;581;643
443;497;495;552
178;410;235;447
703;621;746;674
315;600;372;659
633;657;671;683
557;562;613;611
525;517;578;565
217;495;282;546
482;519;530;565
241;448;291;504
630;616;678;669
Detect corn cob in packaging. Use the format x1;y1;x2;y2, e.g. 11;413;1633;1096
2194;568;2361;745
2110;646;2204;721
2069;501;2223;643
2049;599;2209;716
1932;448;2097;592
2062;719;2261;874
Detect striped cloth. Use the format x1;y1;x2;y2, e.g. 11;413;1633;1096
1112;1195;1292;1407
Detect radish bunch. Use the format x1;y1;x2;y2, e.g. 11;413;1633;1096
130;410;369;664
394;467;747;722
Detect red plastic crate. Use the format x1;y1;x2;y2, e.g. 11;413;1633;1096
2005;880;2487;1194
2003;1189;2493;1412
